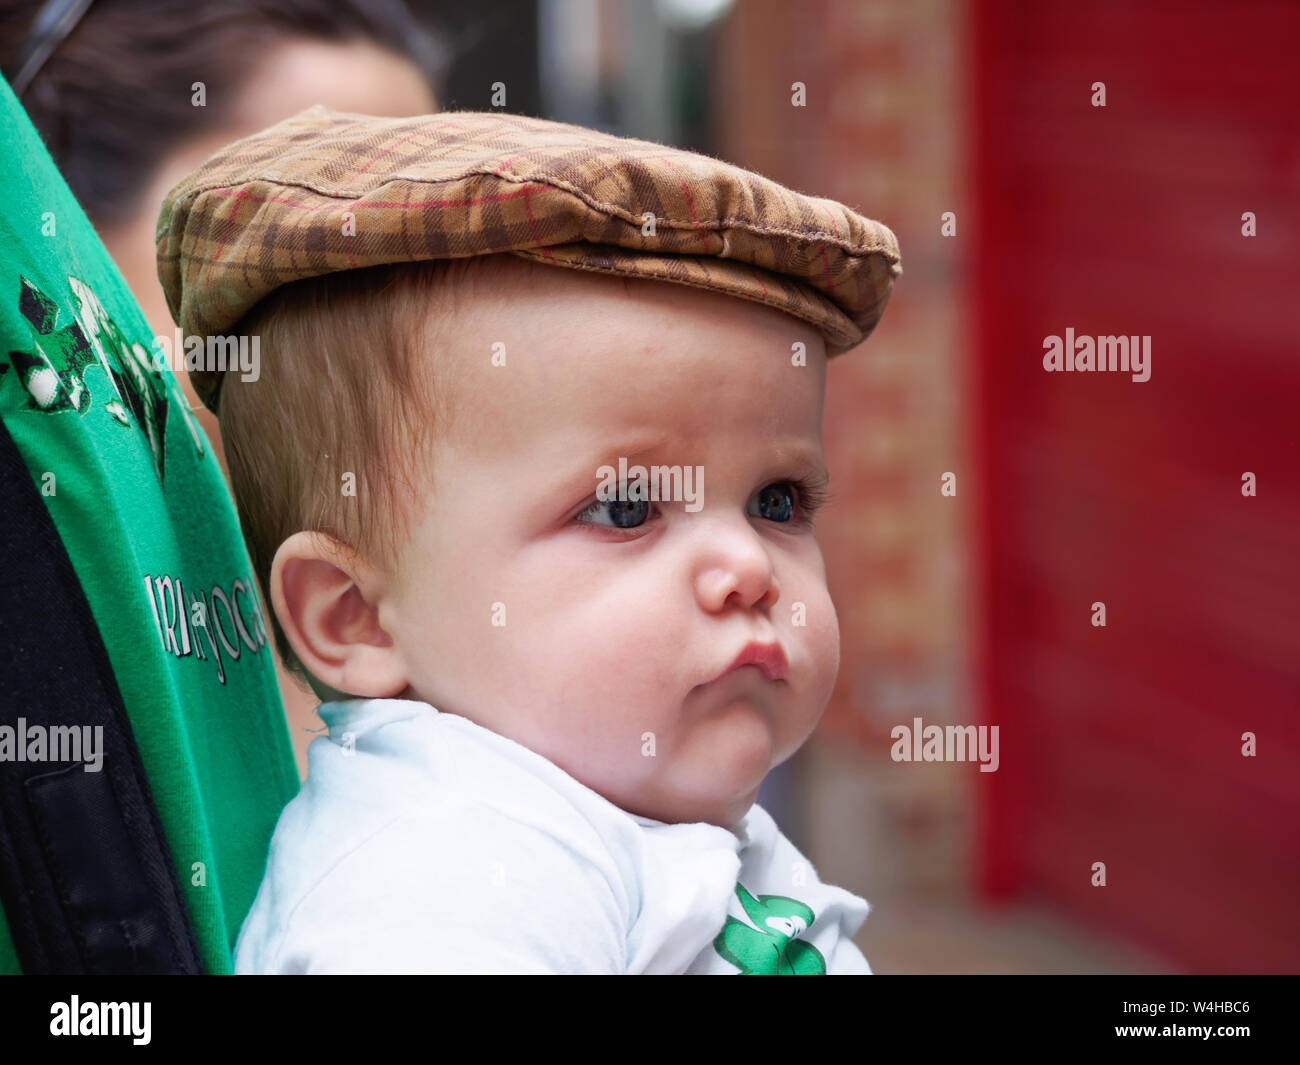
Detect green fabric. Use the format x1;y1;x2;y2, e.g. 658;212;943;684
0;74;299;973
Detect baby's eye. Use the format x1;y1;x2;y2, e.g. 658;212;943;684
576;496;651;529
748;476;829;526
749;483;797;522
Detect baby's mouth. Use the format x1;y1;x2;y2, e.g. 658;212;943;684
703;641;789;687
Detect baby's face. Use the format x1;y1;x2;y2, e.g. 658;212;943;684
382;262;839;830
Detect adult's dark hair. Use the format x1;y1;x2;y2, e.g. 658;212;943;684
0;0;448;227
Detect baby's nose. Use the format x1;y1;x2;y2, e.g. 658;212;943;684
692;523;780;613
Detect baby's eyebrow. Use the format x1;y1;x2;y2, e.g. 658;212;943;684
793;463;831;491
548;436;828;498
540;436;672;509
568;430;670;468
763;443;830;483
566;440;666;482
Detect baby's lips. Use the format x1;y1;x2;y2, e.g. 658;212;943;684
706;641;789;686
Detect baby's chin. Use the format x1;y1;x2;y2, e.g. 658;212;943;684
616;780;765;831
599;715;778;827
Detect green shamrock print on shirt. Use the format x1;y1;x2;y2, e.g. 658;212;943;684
713;882;826;975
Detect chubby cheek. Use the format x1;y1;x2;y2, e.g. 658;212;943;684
389;538;509;710
517;571;687;776
541;578;685;708
809;591;840;704
784;557;840;719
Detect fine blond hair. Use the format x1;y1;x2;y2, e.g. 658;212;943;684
218;254;509;684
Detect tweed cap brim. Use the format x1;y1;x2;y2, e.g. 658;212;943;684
156;106;902;414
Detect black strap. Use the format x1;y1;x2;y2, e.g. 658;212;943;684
0;410;203;974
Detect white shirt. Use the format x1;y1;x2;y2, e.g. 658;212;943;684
235;697;873;974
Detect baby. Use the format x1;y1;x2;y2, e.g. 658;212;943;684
155;107;901;974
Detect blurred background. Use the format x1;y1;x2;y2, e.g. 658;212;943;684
9;0;1297;973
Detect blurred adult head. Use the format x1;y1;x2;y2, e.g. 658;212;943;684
2;0;445;226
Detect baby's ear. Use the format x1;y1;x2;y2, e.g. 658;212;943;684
270;531;409;699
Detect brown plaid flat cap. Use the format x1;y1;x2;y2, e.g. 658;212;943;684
156;106;902;414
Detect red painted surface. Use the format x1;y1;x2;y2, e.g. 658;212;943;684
969;0;1300;973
